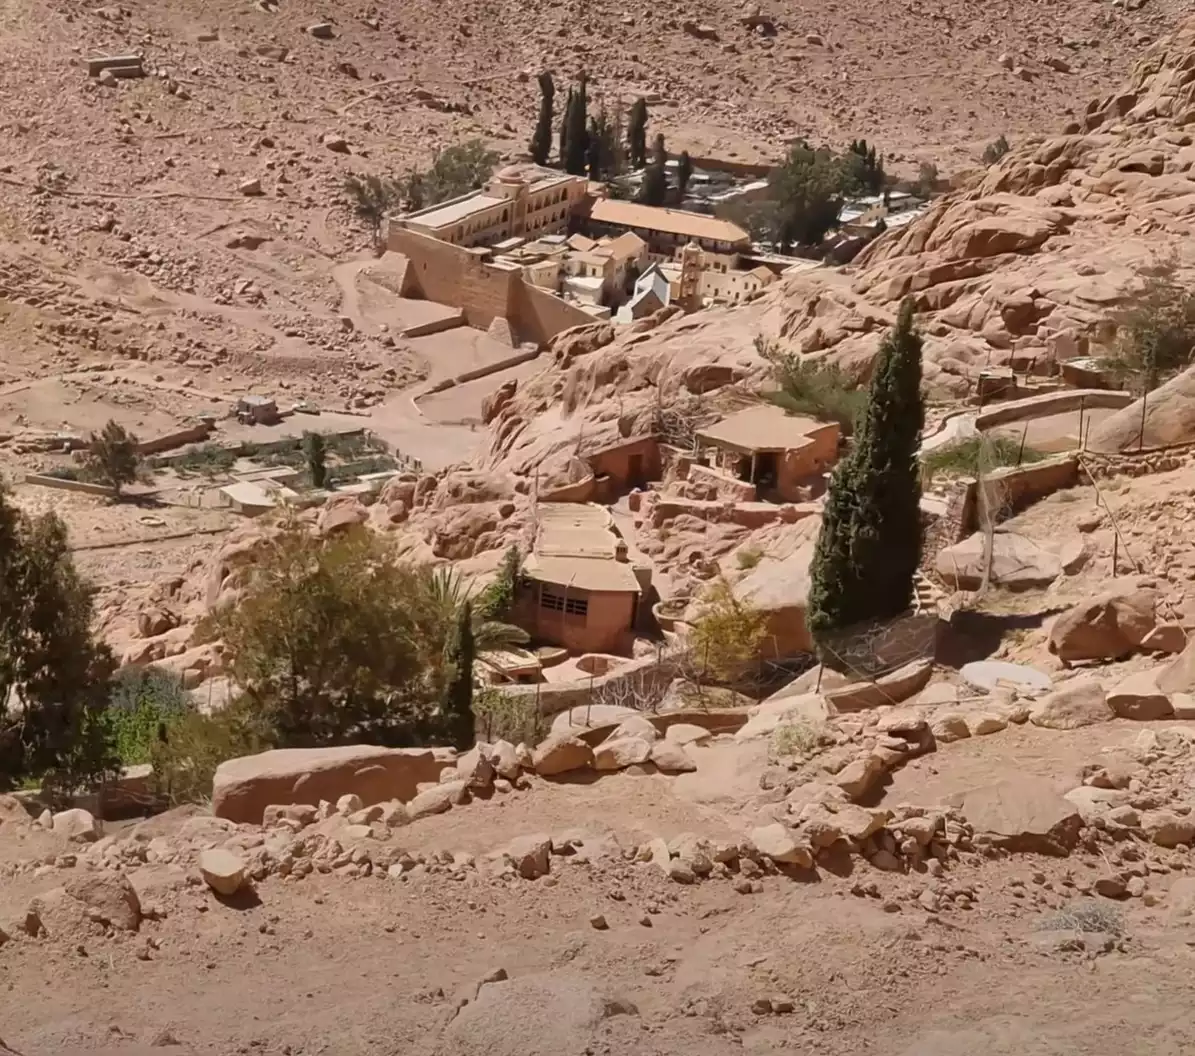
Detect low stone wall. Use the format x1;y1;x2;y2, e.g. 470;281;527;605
23;473;116;497
649;495;818;531
686;463;757;502
401;312;465;338
1081;441;1195;480
503;653;680;719
954;454;1081;535
137;422;215;456
974;388;1133;430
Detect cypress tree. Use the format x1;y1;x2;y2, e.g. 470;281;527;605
627;97;648;168
676;150;693;200
529;71;555;166
559;86;573;167
565;74;589;176
806;298;924;642
638;133;668;205
443;600;476;749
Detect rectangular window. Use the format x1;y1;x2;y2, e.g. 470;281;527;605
540;589;588;618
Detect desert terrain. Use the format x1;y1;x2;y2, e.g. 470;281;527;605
6;1;1195;1054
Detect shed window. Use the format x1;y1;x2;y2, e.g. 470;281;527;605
540;589;588;617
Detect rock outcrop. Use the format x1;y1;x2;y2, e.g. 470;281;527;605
211;746;448;824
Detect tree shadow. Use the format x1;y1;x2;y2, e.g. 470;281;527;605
935;607;1065;669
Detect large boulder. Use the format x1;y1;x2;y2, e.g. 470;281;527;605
62;872;142;932
1029;678;1113;730
593;736;652;771
1048;585;1158;662
1086;364;1195;453
936;530;1061;591
947;775;1082;855
211;746;447;824
531;734;594;777
824;658;934;712
1158;637;1195;694
1106;670;1173;720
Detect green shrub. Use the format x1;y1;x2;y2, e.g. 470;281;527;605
921;435;1044;481
736;547;763;570
149;698;275;806
106;668;191;766
473;687;542;745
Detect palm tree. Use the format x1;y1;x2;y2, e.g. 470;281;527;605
414;567;529;654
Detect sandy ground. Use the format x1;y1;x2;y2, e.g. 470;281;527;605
5;713;1195;1055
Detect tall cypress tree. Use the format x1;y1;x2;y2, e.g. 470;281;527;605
559;86;573;167
529;71;555;166
443;600;476;749
565;73;589;176
638;133;668;205
806;298;924;640
627;97;648;169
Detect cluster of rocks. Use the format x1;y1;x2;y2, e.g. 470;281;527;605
533;714;699;778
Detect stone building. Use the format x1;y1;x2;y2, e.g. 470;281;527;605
694;404;840;502
393;164;588;249
584;199;750;261
518;503;647;655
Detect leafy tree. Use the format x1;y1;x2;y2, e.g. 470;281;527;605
807;299;924;641
767;140;860;250
1100;254;1195;392
106;668;190;767
476;545;523;622
627;97;648;169
150;698;274;807
638;133;668;206
676;150;693;200
529;71;555;166
413;566;529;654
395;139;500;212
303;431;328;489
761;337;865;438
85;419;140;498
442;600;476;749
0;485;118;799
564;74;590;176
214;527;437;747
981;135;1011;165
343;173;400;245
916;161;939;198
688;578;768;683
846;139;885;194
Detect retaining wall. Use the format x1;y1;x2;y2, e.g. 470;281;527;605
24;473;116;497
136;423;215;456
502;653;679;718
974;388;1133;430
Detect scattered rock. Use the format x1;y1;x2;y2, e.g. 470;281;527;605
238;177;263;196
506;833;552;879
589;913;608;929
750;823;813;867
1140;810;1195;848
409;781;467;819
307;22;336;38
322;132;349;153
948;775;1082;855
1106;670;1173;721
649;740;697;773
532;734;594;777
594;736;652;771
665;723;712;746
51;809;100;843
63;872;141;931
198;849;247;896
1048;585;1158;662
1029;678;1112;730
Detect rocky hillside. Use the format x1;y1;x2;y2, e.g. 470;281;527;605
486;15;1195;485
